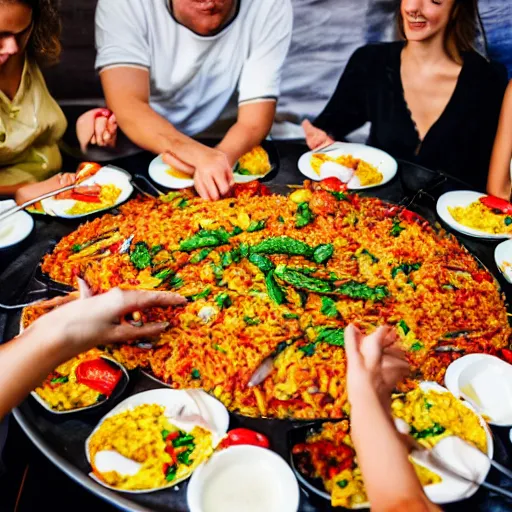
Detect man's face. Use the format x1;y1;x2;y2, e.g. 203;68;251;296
172;0;236;36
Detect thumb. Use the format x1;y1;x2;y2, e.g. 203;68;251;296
344;323;363;367
302;119;314;136
162;152;195;175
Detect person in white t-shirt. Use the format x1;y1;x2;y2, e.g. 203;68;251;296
95;0;293;200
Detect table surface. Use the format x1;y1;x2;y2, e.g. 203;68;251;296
1;141;511;512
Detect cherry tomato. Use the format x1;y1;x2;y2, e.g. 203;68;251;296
501;349;512;365
219;428;270;449
75;358;122;396
319;177;347;193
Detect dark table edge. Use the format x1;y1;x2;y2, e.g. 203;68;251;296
12;408;151;512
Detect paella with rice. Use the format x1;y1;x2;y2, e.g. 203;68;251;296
23;179;511;420
448;199;512;235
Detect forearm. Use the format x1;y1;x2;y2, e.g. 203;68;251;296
112;99;211;168
0;324;73;419
350;387;437;512
217;119;271;166
0;183;29;197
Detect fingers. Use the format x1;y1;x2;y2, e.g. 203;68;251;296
103;288;187;317
359;325;391;367
344;323;363;367
106;321;170;344
213;168;232;197
94;115;108;147
302;119;330;150
162;152;195;175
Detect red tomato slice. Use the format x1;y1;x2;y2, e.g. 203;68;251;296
502;349;512;365
219;428;270;449
75;358;122;396
320;177;347;193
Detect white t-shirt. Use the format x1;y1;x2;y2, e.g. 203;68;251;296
95;0;293;136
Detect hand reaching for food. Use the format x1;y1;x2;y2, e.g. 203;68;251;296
76;108;118;153
345;324;410;410
302;119;335;150
14;172;76;205
29;288;187;355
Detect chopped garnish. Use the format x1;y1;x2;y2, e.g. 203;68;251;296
191;369;201;380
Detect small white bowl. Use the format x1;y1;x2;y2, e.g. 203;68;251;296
458;357;512;426
0;199;34;249
444;354;491;398
187;445;299;512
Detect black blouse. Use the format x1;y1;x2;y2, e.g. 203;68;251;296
314;42;508;191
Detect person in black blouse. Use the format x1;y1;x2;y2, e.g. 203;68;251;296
303;0;508;191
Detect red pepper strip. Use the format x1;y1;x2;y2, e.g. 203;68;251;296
320;177;348;192
258;183;271;196
479;196;512;215
400;209;422;224
70;192;102;203
75;358;122;396
501;349;512;365
165;444;178;465
166;431;180;442
219;428;270;449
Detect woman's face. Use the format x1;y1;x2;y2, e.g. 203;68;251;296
0;2;33;68
400;0;456;43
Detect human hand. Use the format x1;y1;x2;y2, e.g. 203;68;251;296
76;108;117;153
14;173;76;205
302;119;335;150
345;324;409;409
163;145;234;201
28;288;186;356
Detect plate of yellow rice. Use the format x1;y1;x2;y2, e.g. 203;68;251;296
85;389;229;492
298;142;397;190
149;144;275;190
41;166;133;219
437;191;512;240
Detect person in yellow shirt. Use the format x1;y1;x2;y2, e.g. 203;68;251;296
0;0;116;198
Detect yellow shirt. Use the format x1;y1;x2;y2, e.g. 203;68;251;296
0;58;67;186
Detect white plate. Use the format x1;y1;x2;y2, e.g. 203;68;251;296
30;356;129;415
41;166;133;219
495;239;512;283
411;382;493;504
458;357;512;426
85;388;229;494
187;445;299;512
0;199;34;249
149;154;271;190
436;191;512;240
297;142;397;190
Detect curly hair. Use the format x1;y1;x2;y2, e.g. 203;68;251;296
397;0;479;64
4;0;62;66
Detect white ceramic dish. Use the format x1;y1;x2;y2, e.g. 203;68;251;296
85;388;229;494
30;356;129;415
0;199;34;249
187;445;300;512
436;191;512;240
495;239;512;283
458;357;512;426
410;381;493;504
149;154;272;189
444;353;490;398
297;142;397;190
41;165;133;219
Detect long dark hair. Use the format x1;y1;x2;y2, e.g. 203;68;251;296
11;0;62;66
397;0;479;63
